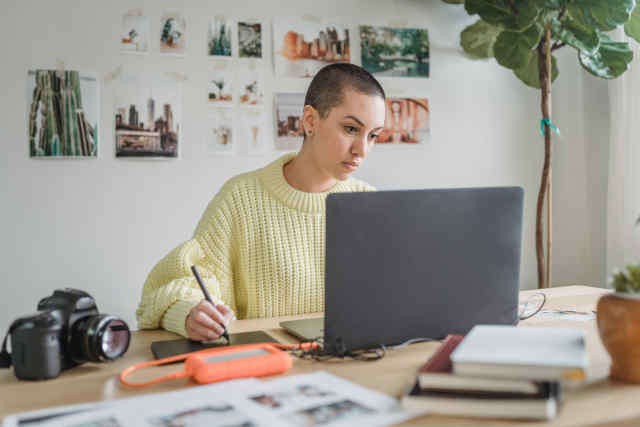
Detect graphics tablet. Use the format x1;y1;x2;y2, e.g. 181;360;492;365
151;330;277;360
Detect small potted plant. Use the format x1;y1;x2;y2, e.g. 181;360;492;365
597;260;640;383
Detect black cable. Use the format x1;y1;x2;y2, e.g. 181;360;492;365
284;296;544;362
284;337;386;361
285;335;436;362
519;292;546;320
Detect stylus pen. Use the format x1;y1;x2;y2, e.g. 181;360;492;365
190;265;230;343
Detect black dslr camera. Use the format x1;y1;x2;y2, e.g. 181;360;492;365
0;288;131;380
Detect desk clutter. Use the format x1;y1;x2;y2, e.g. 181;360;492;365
402;325;588;421
3;372;416;427
3;287;625;426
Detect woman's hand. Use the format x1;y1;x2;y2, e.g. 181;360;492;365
186;300;235;341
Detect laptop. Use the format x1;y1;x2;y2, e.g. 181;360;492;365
280;187;524;354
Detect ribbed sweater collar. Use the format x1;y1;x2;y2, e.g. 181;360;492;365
259;153;352;214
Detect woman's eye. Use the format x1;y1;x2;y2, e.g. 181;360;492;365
344;126;358;134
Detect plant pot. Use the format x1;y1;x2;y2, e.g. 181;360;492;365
597;292;640;383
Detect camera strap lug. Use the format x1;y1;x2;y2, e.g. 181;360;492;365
0;325;14;368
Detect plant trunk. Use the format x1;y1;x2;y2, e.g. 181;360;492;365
536;23;553;289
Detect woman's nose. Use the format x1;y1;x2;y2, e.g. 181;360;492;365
352;136;368;157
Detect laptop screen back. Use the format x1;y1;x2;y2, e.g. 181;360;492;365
323;187;524;354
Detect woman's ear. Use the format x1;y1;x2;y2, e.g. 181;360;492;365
302;105;318;137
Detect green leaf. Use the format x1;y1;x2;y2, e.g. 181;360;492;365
625;5;640;43
569;0;635;32
441;0;464;3
535;0;566;8
514;52;559;88
613;264;640;293
579;34;633;79
460;19;502;58
465;0;540;31
494;24;543;69
629;265;640;286
550;15;600;54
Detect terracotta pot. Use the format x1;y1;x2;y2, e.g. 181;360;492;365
597;293;640;383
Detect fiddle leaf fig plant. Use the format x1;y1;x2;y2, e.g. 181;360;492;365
443;0;640;289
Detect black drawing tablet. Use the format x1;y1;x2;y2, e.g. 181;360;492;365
151;330;277;361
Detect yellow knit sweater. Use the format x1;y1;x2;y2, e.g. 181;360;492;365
136;153;375;337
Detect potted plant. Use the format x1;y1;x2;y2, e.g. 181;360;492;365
597;260;640;383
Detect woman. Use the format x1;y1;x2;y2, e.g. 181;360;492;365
136;63;386;341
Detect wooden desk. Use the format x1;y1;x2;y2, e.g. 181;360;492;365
2;286;640;426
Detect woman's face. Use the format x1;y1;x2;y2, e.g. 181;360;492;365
304;89;386;181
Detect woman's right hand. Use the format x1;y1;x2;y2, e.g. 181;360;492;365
185;299;235;341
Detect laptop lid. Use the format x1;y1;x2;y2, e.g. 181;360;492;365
323;187;524;354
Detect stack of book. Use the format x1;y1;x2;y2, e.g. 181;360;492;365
402;325;588;421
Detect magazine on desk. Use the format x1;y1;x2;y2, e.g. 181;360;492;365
4;372;416;427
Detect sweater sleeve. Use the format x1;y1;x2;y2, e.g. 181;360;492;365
136;189;237;337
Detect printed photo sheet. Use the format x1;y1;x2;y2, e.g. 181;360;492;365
5;372;417;427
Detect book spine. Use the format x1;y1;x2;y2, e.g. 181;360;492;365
420;334;464;373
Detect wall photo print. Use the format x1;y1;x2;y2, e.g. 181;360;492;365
114;71;181;158
238;21;262;58
27;70;99;158
208;69;233;104
275;93;304;151
273;19;350;78
240;110;267;155
206;109;234;155
120;14;150;54
160;11;186;55
376;98;430;144
238;68;264;106
208;17;232;57
360;26;429;78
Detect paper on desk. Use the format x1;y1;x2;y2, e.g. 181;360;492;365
237;371;415;427
11;372;415;427
535;309;596;322
2;401;109;427
3;379;258;427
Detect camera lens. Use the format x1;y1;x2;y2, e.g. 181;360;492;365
70;315;130;363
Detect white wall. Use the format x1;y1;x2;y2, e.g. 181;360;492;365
0;0;610;331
